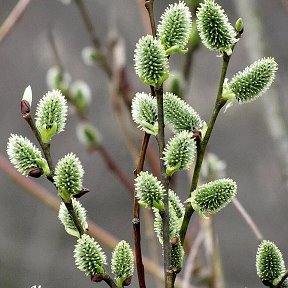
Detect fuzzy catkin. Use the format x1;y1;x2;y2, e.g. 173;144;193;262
196;0;236;53
229;57;278;103
157;1;192;53
134;35;169;87
256;240;286;284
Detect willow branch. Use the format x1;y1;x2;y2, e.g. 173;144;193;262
22;109;85;236
155;85;172;288
0;0;31;43
133;133;151;288
22;113;55;177
102;273;118;288
0;153;190;288
180;53;230;244
144;0;156;37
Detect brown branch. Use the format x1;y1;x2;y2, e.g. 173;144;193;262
0;0;32;43
145;0;156;37
133;133;151;288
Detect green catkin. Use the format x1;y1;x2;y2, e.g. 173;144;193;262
196;0;236;54
134;35;169;87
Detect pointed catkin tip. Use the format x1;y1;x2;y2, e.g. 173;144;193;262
22;86;32;106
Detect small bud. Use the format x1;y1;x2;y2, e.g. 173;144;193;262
35;89;68;143
76;122;102;149
21;86;32;114
134;35;169;87
70;80;92;114
123;276;132;286
7;134;50;176
256;240;286;284
74;187;90;198
228;57;278;103
82;46;99;66
54;153;84;202
188;178;237;218
163;131;197;176
91;275;104;282
111;240;134;287
58;198;88;238
131;92;158;135
135;171;165;211
157;1;192;55
163;92;203;133
196;0;236;53
21;100;31;115
74;234;107;276
235;18;244;34
28;167;44;178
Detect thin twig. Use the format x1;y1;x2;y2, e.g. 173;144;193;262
22;111;86;235
145;0;156;37
0;0;32;43
22;113;55;177
133;133;151;288
144;1;172;286
103;273;118;288
180;53;230;244
232;198;263;241
155;85;172;288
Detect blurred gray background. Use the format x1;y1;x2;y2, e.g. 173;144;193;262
0;0;287;287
